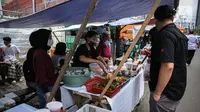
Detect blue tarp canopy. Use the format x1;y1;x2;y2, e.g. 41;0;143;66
0;0;177;28
108;17;145;26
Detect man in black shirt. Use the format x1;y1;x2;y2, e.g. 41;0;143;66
149;5;188;112
73;31;107;72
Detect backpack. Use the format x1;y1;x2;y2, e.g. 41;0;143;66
0;48;4;61
23;48;36;82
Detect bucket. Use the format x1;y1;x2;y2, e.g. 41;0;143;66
46;101;63;112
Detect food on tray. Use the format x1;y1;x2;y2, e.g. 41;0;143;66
93;79;121;91
92;74;128;91
116;76;127;82
106;73;127;82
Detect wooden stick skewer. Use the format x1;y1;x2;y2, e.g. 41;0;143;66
95;0;162;105
47;0;99;102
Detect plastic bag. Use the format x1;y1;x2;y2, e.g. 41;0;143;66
89;63;104;75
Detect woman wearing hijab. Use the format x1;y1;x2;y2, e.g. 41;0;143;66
29;29;58;108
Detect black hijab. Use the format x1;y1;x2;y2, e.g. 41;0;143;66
29;29;52;51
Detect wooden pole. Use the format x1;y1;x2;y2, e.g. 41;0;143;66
52;31;60;42
47;0;99;102
32;0;36;14
95;0;162;105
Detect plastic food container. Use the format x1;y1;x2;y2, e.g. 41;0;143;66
46;101;63;112
63;67;91;87
77;104;111;112
36;109;50;112
85;77;122;98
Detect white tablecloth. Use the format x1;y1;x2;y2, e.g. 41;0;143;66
61;69;144;112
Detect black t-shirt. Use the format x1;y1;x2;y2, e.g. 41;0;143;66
149;23;188;101
72;44;99;67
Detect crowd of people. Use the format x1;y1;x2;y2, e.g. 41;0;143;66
23;29;111;108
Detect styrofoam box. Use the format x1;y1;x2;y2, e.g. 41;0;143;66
76;104;111;112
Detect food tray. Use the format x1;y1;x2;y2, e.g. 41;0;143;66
85;77;122;98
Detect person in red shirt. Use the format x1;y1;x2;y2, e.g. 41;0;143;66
97;33;112;62
29;29;58;108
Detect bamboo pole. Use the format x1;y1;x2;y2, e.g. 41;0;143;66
95;0;162;105
49;28;60;42
52;31;60;42
47;0;99;102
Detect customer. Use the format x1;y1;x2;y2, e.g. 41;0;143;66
186;30;198;65
72;31;107;71
97;33;112;62
149;5;188;112
1;37;23;83
51;42;67;75
30;29;58;108
23;47;36;89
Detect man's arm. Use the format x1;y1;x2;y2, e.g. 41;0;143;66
14;45;20;60
79;55;100;64
80;55;107;72
154;62;174;99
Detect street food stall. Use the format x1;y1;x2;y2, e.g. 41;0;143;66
0;0;179;111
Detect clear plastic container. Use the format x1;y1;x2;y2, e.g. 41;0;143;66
77;104;111;112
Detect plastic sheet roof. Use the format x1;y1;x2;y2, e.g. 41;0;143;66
0;0;176;28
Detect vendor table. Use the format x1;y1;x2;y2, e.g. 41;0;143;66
61;69;144;112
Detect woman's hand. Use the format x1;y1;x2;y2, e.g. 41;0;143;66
97;60;107;73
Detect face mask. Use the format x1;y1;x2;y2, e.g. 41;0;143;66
89;41;96;47
6;43;11;47
104;41;110;45
47;39;54;47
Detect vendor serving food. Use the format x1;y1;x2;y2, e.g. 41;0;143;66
72;31;108;72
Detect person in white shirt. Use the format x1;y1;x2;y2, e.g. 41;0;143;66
186;30;198;65
2;37;23;83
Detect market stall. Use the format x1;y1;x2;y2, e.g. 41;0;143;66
0;0;179;111
61;69;144;112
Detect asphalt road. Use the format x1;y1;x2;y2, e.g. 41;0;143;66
177;49;200;112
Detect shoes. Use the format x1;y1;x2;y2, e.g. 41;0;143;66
11;80;17;84
16;77;23;82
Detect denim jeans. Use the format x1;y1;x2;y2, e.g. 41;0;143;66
36;86;53;108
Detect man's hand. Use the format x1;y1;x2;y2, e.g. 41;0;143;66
153;92;161;101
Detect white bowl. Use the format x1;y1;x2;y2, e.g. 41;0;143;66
46;101;63;112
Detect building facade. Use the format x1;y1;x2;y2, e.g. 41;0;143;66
2;0;65;17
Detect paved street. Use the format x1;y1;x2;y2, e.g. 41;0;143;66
177;49;200;112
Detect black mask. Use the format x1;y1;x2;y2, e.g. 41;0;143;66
89;42;96;46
